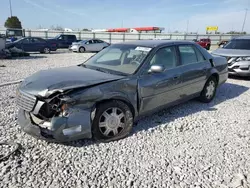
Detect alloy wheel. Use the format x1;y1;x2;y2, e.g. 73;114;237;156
206;80;216;99
44;48;50;54
98;107;125;137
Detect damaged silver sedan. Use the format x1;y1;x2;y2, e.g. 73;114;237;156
212;36;250;77
16;40;228;142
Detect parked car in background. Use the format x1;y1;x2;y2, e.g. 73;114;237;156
69;39;110;53
16;40;228;143
46;34;81;48
193;38;211;50
217;40;229;48
5;37;57;53
211;36;250;77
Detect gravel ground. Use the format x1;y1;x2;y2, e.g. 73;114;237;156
1;52;250;188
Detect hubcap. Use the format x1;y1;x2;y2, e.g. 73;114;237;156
206;80;215;99
80;48;84;52
99;107;125;137
44;48;50;53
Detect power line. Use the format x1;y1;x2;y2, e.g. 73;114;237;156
186;20;189;34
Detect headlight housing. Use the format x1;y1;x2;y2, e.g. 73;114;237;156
61;103;70;117
236;57;250;61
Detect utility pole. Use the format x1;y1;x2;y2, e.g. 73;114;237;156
9;0;13;17
241;8;248;33
186;20;189;34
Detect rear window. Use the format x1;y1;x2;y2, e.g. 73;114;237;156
67;35;76;39
223;39;250;50
200;39;210;42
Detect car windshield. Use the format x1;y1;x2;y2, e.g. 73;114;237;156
82;44;152;75
80;40;88;43
223;39;250;50
54;35;61;39
13;38;24;43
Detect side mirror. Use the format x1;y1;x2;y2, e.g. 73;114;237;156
148;65;164;73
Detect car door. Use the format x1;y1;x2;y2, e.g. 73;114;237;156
138;45;184;114
85;40;95;51
57;35;66;48
30;38;45;51
20;38;32;51
177;44;211;98
92;39;103;51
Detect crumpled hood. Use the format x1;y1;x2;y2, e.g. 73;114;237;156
211;48;250;57
19;66;124;97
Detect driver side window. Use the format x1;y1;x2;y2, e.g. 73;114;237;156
150;46;177;70
21;38;30;44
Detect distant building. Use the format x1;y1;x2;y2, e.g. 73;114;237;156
64;28;73;32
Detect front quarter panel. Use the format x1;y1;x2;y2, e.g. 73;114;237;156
68;77;139;116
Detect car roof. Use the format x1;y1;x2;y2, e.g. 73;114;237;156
233;35;250;40
23;36;43;39
114;40;196;48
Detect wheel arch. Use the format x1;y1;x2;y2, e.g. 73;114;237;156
209;71;219;85
79;46;85;52
93;97;136;118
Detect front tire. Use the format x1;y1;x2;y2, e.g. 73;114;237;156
199;76;217;103
43;47;50;54
92;100;133;142
79;47;85;53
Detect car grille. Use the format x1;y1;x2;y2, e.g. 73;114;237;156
16;90;37;112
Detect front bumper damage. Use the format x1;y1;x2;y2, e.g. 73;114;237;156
18;108;92;142
227;58;250;77
16;90;93;142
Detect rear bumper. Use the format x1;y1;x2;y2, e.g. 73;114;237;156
50;47;57;51
218;71;228;86
17;108;92;142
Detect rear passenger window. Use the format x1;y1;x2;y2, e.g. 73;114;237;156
179;45;197;65
194;46;206;62
178;45;205;65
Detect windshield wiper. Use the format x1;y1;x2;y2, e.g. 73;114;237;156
94;67;110;74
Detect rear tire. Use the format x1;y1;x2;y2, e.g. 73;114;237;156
79;47;85;53
206;45;210;50
40;47;50;54
198;76;217;103
92;100;133;142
